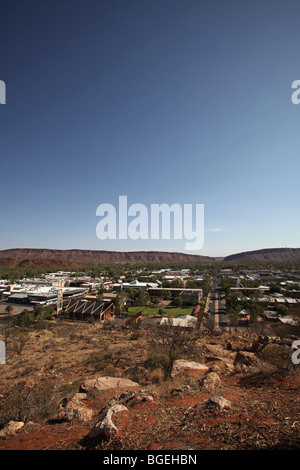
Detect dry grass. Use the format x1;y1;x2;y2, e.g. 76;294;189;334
0;320;237;389
0;319;300;450
0;320;151;392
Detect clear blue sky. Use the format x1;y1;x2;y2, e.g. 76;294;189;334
0;0;299;257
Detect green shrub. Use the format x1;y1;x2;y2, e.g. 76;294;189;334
16;311;34;328
259;344;293;370
145;344;184;377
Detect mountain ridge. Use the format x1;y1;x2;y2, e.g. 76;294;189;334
0;247;299;268
224;247;300;263
0;248;214;266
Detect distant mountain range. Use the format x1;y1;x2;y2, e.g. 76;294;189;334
224;247;300;263
0;247;299;269
0;248;213;268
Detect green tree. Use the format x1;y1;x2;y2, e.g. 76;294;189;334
128;289;150;307
228;308;241;333
225;292;240;311
170;279;184;288
276;304;289;316
173;296;183;307
202;277;212;297
162;290;172;300
112;290;128;315
17;310;34;328
269;283;282;294
5;305;13;315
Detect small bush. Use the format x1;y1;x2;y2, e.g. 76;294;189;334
149;368;164;384
86;347;124;373
102;365;119;377
57;380;82;399
126;365;149;385
129;331;142;341
0;381;60;428
144;324;195;378
16;311;34;328
259;344;293;370
145;344;184;377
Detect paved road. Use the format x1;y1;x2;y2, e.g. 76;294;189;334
209;277;228;331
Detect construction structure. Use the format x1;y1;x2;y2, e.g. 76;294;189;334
61;298;115;322
57;289;63;315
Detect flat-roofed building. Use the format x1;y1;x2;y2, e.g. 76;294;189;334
148;287;202;304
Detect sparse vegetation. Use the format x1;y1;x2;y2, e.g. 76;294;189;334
0;380;60;428
144;324;197;378
259;344;294;371
0;261;300;450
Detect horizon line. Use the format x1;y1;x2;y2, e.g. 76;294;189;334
0;246;299;260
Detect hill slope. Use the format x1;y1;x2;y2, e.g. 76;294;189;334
224;247;300;263
0;248;214;267
1;247;300;268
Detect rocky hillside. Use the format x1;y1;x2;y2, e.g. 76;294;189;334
0;319;299;451
224;248;300;264
0;257;83;269
0;248;214;267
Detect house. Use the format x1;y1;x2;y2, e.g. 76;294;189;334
274;297;300;313
114;279;160;291
4;284;87;305
282;289;300;299
230;286;270;295
263;311;279;321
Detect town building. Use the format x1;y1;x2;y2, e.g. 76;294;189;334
61;298;114;322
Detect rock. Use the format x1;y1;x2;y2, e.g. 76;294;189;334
204;344;236;360
198;371;221;391
251;341;264;353
170;385;192;396
80;376;140;393
208;365;220;372
233;351;256;367
23;422;41;432
116;390;155;406
87;404;128;440
0;421;24;438
115;390;137;403
61;393;94;422
131;391;155;403
171;360;209;378
187;395;232;417
203;396;231;412
224;362;235;372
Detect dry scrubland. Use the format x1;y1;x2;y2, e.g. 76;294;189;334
0;318;299;450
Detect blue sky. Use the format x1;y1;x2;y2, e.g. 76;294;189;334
0;0;299;257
